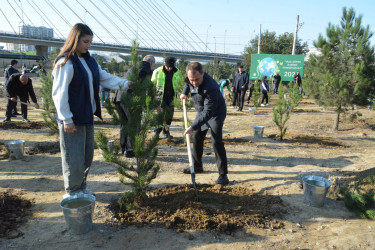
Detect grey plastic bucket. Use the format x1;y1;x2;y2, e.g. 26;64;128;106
5;140;25;160
302;175;332;207
248;107;256;115
99;140;115;157
253;126;264;138
60;193;96;235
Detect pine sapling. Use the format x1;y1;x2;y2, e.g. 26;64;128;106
40;73;58;134
96;41;162;210
252;79;261;107
288;81;302;111
272;86;290;140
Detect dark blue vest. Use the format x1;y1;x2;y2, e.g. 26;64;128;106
57;52;101;125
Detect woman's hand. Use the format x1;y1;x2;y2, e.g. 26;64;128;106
64;123;76;133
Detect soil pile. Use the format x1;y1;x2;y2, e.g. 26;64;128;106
108;184;286;234
0;191;32;239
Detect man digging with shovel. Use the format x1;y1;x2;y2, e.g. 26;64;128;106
180;62;229;185
3;74;40;123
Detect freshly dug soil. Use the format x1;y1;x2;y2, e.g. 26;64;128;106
0;121;48;130
108;184;286;234
0;191;33;239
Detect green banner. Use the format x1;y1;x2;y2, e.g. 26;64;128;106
250;54;305;81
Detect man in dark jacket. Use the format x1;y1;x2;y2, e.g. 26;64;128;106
4;59;20;116
293;71;304;94
4;74;39;122
180;62;229;185
273;72;281;94
113;55;155;157
231;65;249;111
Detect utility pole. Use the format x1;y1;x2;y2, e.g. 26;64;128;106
258;24;261;54
292;15;301;55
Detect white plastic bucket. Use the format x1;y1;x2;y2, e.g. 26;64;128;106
253;126;264;138
302;175;332;207
60;193;96;235
5;140;25;160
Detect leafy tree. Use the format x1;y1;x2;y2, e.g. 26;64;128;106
40;73;58;134
304;7;375;130
242;30;309;71
48;47;60;61
96;41;162;209
272;86;290;140
203;59;235;81
91;53;107;68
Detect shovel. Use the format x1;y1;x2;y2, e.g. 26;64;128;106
8;98;39;108
182;99;198;198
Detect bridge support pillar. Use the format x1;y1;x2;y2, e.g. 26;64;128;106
35;45;49;59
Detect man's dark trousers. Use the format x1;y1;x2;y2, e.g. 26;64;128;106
5;98;27;119
191;123;228;175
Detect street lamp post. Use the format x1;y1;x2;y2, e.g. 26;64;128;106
182;24;187;50
224;29;227;54
205;25;211;52
136;18;140;42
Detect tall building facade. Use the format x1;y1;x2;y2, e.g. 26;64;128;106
6;25;54;53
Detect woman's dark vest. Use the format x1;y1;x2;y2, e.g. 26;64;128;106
56;52;101;125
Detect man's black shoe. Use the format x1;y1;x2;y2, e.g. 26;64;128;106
183;167;203;174
13;112;22;116
11;114;17;118
215;175;229;185
125;150;135;158
3;118;11;123
162;133;173;139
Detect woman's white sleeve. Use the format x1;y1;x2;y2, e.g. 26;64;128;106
52;61;74;124
98;63;129;91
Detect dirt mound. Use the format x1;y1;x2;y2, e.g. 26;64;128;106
26;141;60;155
108;184;286;234
0;191;33;239
0;121;47;130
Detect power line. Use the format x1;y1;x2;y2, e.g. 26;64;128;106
75;0;121;44
60;0;105;43
88;0;133;44
161;0;212;53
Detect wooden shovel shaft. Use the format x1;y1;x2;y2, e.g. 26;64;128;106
183;99;195;174
8;98;37;107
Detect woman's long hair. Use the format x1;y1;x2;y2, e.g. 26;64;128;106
53;23;93;68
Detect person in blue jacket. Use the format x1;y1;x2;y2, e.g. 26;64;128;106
180;62;229;185
52;23;130;199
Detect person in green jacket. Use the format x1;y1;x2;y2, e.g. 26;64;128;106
151;57;183;139
219;78;232;97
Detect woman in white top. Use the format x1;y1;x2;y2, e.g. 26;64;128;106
52;23;130;199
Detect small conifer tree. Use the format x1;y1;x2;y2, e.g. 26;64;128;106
252;79;261;107
272;86;290;140
40;73;58;134
96;41;162;209
288;81;302;111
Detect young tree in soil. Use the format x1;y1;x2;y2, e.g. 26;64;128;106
272;86;290;140
304;7;375;131
40;73;58;134
96;41;162;210
252;79;261;107
288;81;302;111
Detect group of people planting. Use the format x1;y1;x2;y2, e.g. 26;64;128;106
48;23;229;199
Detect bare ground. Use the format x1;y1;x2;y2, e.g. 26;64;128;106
1;90;375;249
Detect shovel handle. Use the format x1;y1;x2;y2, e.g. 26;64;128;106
8;98;38;108
183;99;194;173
